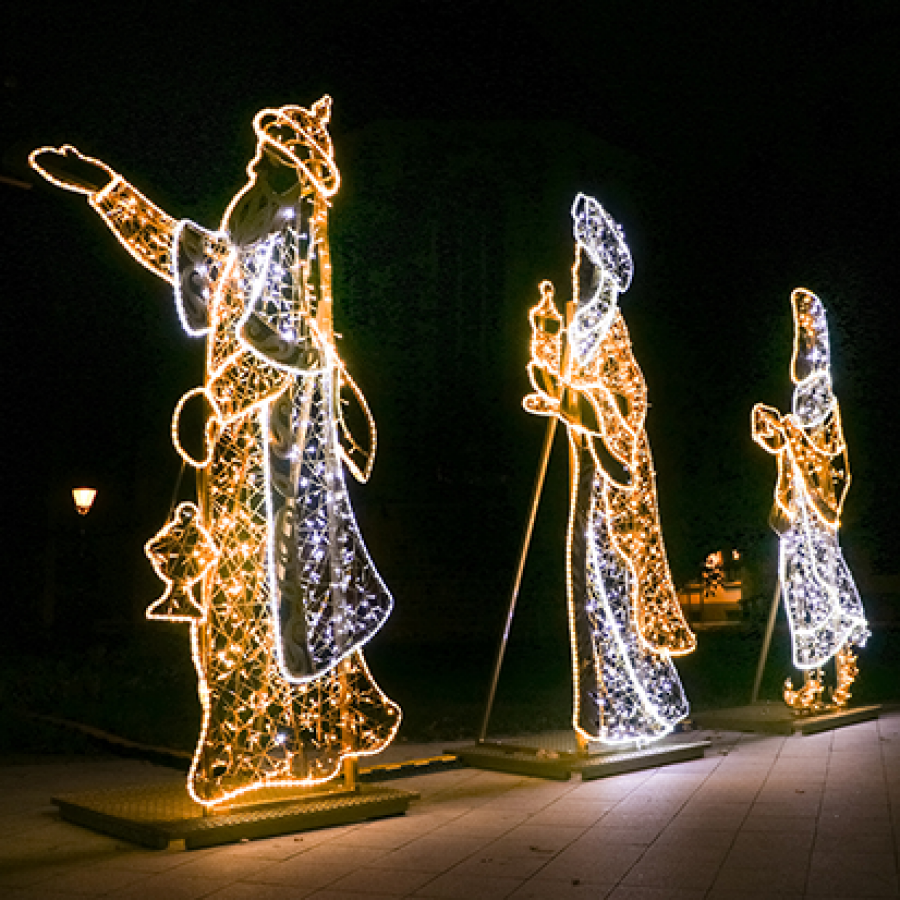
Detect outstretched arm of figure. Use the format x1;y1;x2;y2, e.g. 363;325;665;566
30;145;177;284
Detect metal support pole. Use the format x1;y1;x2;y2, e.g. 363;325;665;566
479;416;558;742
751;581;781;704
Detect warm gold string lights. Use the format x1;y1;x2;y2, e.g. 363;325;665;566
523;194;695;745
752;288;868;711
30;96;400;806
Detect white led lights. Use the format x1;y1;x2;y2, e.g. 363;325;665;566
752;288;868;709
523;194;695;745
30;97;400;806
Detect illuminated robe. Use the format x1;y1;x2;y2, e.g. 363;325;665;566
752;289;868;671
524;195;695;745
33;99;399;805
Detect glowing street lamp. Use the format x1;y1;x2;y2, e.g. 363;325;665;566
72;487;97;516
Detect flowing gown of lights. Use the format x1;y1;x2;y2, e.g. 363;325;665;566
30;97;400;806
523;194;695;745
752;288;868;709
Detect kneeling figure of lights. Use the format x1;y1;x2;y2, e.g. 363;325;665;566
30;96;400;806
524;194;696;746
752;288;868;711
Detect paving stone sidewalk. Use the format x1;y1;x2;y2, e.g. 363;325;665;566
2;711;900;899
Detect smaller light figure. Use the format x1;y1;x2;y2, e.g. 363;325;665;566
752;288;869;710
524;194;695;745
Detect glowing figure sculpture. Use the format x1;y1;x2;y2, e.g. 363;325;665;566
752;288;868;709
30;97;400;805
523;194;695;745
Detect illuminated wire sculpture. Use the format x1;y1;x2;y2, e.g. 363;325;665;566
30;96;400;806
752;288;868;710
523;194;695;745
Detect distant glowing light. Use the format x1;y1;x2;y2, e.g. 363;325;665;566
72;487;97;516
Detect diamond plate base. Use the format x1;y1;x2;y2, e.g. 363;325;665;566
53;781;417;850
454;737;710;781
575;739;710;780
454;743;577;780
693;703;881;736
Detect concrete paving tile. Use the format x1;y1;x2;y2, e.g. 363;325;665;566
712;862;808;894
525;800;614;827
205;882;321;900
600;809;675;830
241;856;349;888
68;847;195;874
820;801;891;821
164;850;292;879
737;814;817;834
816;829;896;856
434;808;530;836
729;828;813;852
606;885;706;899
613;795;686;816
326;865;435;895
622;858;720;892
746;796;821;818
805;866;898;897
653;827;736;851
0;887;113;900
449;852;549;879
369;835;487;873
808;848;898;881
486;823;586;855
507;878;614;898
537;840;643;883
323;827;420;851
411;871;524;898
95;871;236;899
569;780;641;802
303;890;407;900
672;803;748;829
579;825;664;845
705;890;802;900
817;814;896;837
649;834;732;861
0;865;72;890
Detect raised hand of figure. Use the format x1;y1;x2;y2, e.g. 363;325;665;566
29;144;114;195
751;403;786;452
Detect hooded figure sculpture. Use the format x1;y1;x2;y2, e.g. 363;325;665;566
752;288;868;709
30;97;400;806
524;194;695;745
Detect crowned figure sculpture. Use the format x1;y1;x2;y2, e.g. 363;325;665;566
523;194;695;745
752;288;868;711
31;97;400;806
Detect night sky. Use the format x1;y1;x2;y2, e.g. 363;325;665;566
3;2;899;650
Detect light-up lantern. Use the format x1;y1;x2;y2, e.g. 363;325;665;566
72;487;97;516
751;288;869;710
30;97;400;807
523;194;695;746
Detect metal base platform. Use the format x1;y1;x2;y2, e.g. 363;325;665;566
693;702;881;736
453;736;710;781
53;781;418;850
575;739;711;780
